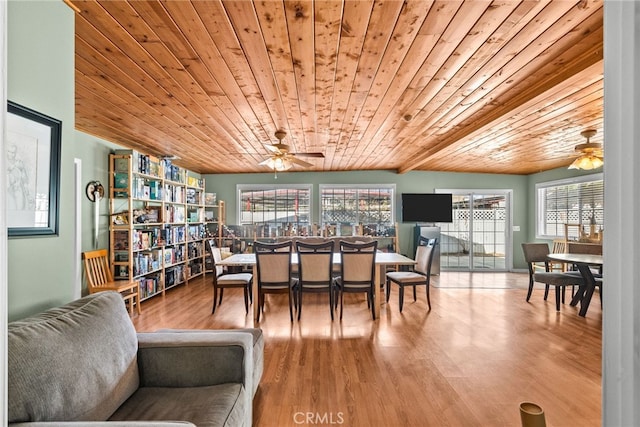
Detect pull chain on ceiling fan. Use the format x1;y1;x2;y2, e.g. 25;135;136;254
259;130;324;176
568;129;603;170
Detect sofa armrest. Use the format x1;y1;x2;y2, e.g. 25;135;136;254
10;423;194;426
136;331;253;391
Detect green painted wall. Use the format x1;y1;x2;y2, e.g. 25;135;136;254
204;170;532;268
8;0;75;320
75;132;121;251
7;0;116;320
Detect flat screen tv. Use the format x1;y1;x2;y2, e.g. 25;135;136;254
401;193;453;223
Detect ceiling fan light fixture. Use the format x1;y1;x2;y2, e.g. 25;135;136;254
273;156;293;171
568;129;603;170
569;154;604;170
262;156;293;172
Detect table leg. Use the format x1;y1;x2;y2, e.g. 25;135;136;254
252;265;259;321
577;263;597;317
373;266;382;319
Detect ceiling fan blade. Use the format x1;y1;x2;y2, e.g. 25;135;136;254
263;144;283;154
287;156;314;168
292;152;325;158
258;158;275;167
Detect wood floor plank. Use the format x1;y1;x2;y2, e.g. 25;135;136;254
131;272;601;426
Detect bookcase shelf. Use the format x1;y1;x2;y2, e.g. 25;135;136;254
108;150;219;302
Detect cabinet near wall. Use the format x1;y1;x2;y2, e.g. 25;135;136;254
109;150;218;301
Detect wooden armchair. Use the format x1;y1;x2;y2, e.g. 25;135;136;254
82;249;141;315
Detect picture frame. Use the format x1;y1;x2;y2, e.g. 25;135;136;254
6;101;62;237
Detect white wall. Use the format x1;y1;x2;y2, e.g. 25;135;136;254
602;1;640;425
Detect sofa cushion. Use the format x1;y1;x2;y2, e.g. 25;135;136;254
8;292;140;423
109;384;246;427
155;328;263;397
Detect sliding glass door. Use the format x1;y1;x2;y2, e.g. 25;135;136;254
438;190;511;271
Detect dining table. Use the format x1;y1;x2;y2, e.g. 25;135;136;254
547;252;603;316
217;251;417;320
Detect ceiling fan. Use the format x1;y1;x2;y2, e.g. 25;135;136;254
259;130;324;174
568;129;603;170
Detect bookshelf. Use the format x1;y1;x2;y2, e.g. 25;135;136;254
108;150;212;301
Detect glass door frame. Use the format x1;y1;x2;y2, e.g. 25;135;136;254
437;189;513;272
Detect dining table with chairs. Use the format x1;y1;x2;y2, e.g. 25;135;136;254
217;247;418;321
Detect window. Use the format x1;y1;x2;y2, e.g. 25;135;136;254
536;174;603;239
320;185;395;234
237;185;312;235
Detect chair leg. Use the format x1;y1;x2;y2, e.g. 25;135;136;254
329;290;334;321
288;289;294;322
212;286;219;314
544;285;550;301
136;292;142;315
297;289;302;321
413;285;417;301
256;292;263;322
555;286;561;311
370;289;376;320
243;287;249;314
219;288;224;305
385;279;391;302
399;286;404;313
526;277;534;302
426;283;431;310
339;291;344;321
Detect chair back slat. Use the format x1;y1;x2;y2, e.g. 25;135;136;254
567;242;602;255
521;243;550;263
297;241;334;284
206;240;224;276
254;240;293;286
82;249;113;289
414;241;436;275
339;240;377;285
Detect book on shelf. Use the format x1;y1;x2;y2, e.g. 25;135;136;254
113;173;128;189
113;231;129;250
114;251;129;262
113;157;129;173
187;176;203;188
164;247;174;265
186;188;197;204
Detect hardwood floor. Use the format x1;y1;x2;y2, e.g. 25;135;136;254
131;272;602;427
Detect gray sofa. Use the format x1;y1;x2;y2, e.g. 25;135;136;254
8;291;263;426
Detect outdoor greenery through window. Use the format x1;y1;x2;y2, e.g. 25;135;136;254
536;174;603;240
320;185;395;236
237;185;312;236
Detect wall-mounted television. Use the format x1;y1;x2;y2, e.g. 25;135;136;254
401;193;453;223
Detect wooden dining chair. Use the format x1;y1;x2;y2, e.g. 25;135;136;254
550;239;567;271
521;243;584;311
335;240;378;320
207;240;253;314
294;240;336;320
82;249;141;315
254;240;296;322
386;238;437;312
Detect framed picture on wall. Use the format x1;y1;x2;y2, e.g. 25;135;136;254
6;101;62;237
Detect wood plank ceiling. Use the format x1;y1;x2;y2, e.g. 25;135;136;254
71;0;603;175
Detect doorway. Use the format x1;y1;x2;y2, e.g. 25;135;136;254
438;190;512;271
